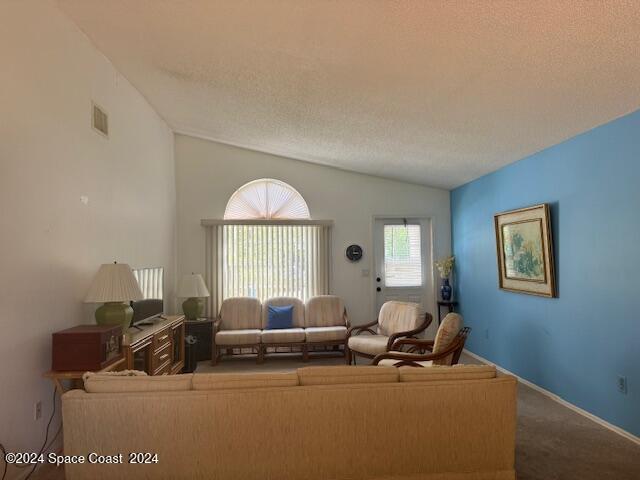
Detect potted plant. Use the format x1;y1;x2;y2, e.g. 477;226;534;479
435;256;455;301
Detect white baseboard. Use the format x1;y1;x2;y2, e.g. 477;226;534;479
463;349;640;446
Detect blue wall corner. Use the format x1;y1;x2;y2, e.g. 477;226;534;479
451;109;640;437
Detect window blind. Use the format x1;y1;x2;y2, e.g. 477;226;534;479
132;267;164;299
384;224;422;287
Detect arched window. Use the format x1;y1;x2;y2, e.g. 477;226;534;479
224;178;310;220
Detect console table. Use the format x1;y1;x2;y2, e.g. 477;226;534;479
124;315;185;375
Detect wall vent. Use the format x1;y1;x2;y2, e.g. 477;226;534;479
92;102;109;137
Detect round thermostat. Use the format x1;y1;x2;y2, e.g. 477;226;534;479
346;244;363;262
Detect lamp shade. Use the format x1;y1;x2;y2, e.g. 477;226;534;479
177;273;210;298
84;263;144;303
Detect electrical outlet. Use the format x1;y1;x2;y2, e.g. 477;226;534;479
617;375;628;394
34;401;42;421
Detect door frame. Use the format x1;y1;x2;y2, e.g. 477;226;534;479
370;215;437;338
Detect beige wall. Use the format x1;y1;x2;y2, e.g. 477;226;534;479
0;1;176;471
175;134;451;330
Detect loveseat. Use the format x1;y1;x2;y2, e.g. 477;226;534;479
212;295;349;364
63;365;517;480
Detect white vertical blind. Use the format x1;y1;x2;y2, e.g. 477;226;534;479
132;267;164;299
220;224;329;302
384;224;422;287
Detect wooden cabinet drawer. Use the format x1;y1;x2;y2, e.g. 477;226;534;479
153;328;171;351
152;343;172;371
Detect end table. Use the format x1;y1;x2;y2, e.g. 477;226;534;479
436;301;458;326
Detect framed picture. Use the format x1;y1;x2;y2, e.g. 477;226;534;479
494;203;556;297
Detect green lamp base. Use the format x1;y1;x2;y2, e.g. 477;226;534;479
95;302;133;334
182;297;203;321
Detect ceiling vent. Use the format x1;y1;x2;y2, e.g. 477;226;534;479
92;102;109;137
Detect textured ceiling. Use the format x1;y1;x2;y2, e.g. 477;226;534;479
57;0;640;189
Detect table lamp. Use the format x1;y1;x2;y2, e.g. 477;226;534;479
84;262;144;333
178;273;210;320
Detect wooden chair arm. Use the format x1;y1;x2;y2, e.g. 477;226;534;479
343;308;351;329
391;338;434;353
346;319;378;339
385;313;433;351
212;318;222;336
372;346;452;366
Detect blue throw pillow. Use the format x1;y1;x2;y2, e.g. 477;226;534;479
266;305;294;330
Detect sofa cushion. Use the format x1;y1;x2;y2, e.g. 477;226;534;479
266;305;294;329
432;313;463;365
398;364;497;382
347;334;389;355
219;297;262;330
305;326;347;343
262;297;305;328
377;356;434;367
261;328;305;344
298;366;398;385
216;329;261;345
377;301;422;336
305;295;346;327
193;372;299;390
83;373;193;393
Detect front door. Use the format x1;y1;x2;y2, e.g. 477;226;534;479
373;218;433;332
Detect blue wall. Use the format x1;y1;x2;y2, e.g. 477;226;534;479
451;110;640;437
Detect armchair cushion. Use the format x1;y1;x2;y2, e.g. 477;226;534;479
305;326;347;342
377;301;422;336
261;328;305;344
219;297;262;330
348;334;390;355
215;329;261;345
298;366;398;385
432;313;463;365
305;295;346;327
377;356;433;368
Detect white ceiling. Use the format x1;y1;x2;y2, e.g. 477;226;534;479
57;0;640;189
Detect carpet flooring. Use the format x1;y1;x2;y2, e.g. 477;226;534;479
34;353;640;480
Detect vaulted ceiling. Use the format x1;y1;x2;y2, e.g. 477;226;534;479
57;0;640;188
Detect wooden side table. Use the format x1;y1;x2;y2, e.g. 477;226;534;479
43;356;126;394
436;301;458;326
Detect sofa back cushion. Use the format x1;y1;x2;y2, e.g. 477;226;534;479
377;301;422;336
432;313;463;365
398;364;496;382
305;295;346;327
83;373;193;393
297;366;398;386
219;297;262;330
262;297;305;328
193;372;299;391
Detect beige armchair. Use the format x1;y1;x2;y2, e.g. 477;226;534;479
372;313;469;367
346;301;432;364
212;297;263;365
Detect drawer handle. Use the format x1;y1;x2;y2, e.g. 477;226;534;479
159;353;169;361
158;335;169;342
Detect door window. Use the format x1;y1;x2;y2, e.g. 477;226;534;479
383;224;422;287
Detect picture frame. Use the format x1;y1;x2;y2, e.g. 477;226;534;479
494;203;556;297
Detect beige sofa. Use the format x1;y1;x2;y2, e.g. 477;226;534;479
63;365;517;480
213;295;349;364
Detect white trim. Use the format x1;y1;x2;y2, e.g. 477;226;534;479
463;349;640;446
